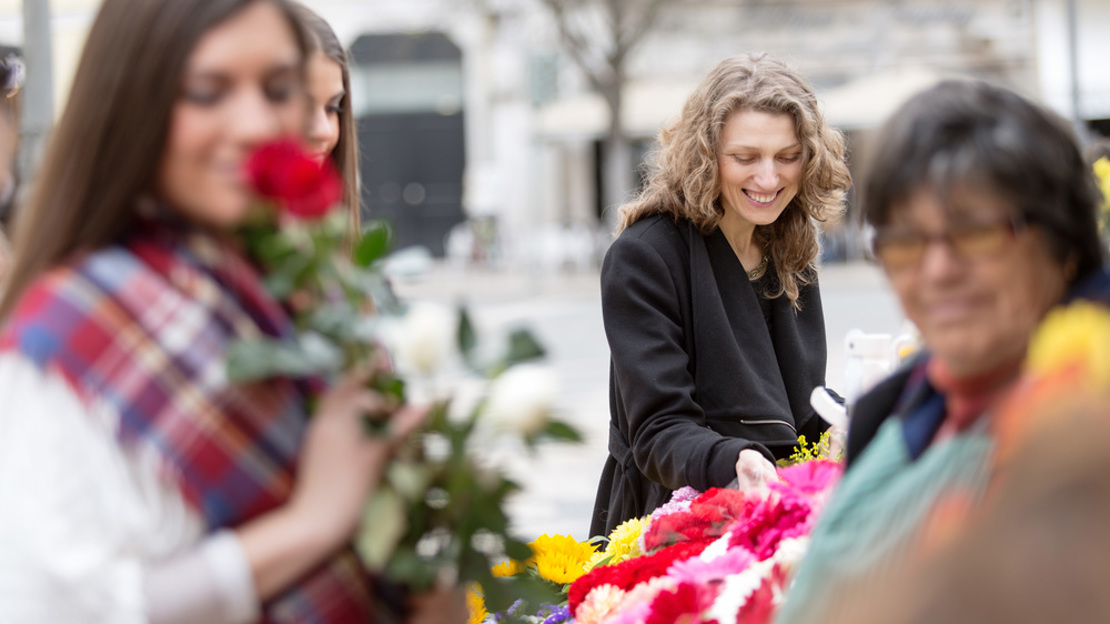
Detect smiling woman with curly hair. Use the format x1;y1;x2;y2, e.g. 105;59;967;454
592;53;851;537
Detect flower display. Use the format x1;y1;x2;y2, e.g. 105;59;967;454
552;456;842;624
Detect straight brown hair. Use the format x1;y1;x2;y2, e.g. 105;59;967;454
0;0;309;318
292;2;361;236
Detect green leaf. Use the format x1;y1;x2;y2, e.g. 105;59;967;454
483;575;563;614
225;333;344;382
504;539;534;562
262;271;297;300
540;419;584;443
354;220;392;267
504;327;546;365
387;461;434;501
369;372;406;403
457;305;477;360
356;487;408;569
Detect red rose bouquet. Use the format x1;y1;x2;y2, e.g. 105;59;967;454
229;139;580;614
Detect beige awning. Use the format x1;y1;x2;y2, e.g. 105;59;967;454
819;66;951;130
535;80;695;139
536;66;955;139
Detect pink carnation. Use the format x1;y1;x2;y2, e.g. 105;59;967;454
666;546;756;586
726;492;812;560
773;460;842;501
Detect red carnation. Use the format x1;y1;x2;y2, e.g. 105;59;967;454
245;139;342;220
568;541;706;613
645;582;717;624
727;492;812;560
644;488;755;552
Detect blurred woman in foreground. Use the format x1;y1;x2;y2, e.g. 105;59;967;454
0;0;429;621
777;79;1107;623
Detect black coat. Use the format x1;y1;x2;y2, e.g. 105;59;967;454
590;215;830;536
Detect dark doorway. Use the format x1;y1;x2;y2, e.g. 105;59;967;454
350;33;466;257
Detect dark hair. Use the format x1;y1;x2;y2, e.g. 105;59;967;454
620;53;851;307
0;0;309;318
291;2;360;236
863;79;1105;284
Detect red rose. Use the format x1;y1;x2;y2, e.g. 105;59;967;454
245;139;342;220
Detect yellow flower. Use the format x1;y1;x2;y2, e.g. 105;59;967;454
1094;157;1110;229
528;533;597;585
600;517;645;565
466;585;487;624
1026;302;1110;387
490;558;524;577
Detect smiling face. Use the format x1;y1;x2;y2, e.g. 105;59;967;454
306;51;344;164
885;185;1069;376
156;1;306;229
716;109;804;234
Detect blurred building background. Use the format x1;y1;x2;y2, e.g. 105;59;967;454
3;0;1110;268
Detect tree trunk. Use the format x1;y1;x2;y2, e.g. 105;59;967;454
600;80;633;230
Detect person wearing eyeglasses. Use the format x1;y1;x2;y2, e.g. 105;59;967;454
775;79;1108;623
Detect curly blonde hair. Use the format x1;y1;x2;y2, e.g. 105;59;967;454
619;53;850;307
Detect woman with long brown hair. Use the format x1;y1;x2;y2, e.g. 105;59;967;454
591;53;851;536
292;2;361;235
0;0;427;621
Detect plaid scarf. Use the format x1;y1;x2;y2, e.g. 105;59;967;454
0;219;374;622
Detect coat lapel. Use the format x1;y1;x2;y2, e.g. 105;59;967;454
688;224;794;425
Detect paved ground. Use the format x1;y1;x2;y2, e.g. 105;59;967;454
391;259;906;542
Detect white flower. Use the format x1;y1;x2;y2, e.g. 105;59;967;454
705;559;774;624
483;363;559;436
698;531;734;562
388;302;457;376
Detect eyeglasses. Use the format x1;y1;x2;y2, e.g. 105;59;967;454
871;213;1026;273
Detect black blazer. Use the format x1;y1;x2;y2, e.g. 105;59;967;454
590;215;830;536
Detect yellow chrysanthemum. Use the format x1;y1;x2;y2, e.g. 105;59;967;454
490;558;524;577
601;517;645;565
528;533;597;585
466;585;487;624
1026;302;1110;386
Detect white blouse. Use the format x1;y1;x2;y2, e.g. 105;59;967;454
0;353;258;624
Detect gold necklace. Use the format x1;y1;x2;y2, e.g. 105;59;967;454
746;254;768;281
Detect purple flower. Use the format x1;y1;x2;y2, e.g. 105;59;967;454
540;605;572;624
650;486;701;521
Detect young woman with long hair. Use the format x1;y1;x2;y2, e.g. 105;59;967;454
0;1;429;621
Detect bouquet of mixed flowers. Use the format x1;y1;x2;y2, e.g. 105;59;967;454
228;139;582;612
478;434;844;624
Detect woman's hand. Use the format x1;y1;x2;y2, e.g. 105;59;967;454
238;372;427;600
735;449;778;494
288;372;426;548
406;585;468;624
